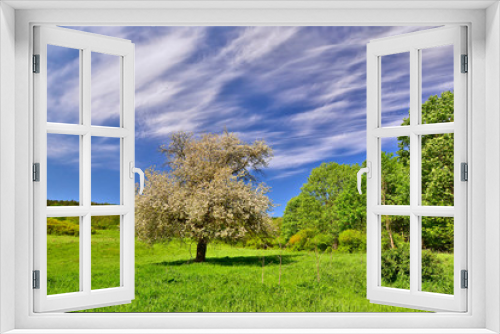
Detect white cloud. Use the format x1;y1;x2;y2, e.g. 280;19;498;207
217;27;300;67
290;100;350;124
270;168;309;180
47;134;79;165
270;131;366;170
50;25;449;175
130;27;303;139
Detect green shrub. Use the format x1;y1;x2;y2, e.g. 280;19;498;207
381;242;410;283
338;229;366;253
47;218;97;236
310;233;334;251
288;229;315;251
245;236;271;249
381;242;443;285
421;249;444;280
270;236;287;249
91;215;120;230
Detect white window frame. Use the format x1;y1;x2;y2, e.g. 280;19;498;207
366;26;467;312
33;26;136;313
1;1;499;333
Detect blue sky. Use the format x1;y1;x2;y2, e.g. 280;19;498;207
46;26;453;216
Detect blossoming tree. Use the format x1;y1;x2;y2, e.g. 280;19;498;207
135;131;275;262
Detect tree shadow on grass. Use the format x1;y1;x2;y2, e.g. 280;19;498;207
155;254;299;267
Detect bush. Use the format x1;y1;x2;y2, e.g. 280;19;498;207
47;218;86;236
270;236;288;249
91;215;120;230
381;242;443;284
421;249;444;280
338;229;366;253
47;217;98;236
381;242;410;283
310;233;334;251
245;236;271;249
288;229;315;251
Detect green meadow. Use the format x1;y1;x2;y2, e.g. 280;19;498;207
45;92;456;313
47;227;452;313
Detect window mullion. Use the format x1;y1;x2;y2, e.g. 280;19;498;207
409;47;420;295
82;47;92;294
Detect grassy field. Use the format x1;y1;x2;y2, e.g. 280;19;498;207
47;229;452;312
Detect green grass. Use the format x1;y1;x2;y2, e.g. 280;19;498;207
48;230;453;312
47;231;452;312
422;253;454;294
47;228;122;294
47;233;80;294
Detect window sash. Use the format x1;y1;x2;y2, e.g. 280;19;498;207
32;25;136;313
366;26;467;312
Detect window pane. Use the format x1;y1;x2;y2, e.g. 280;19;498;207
381;215;410;290
47;217;80;295
47;45;80;124
91;216;121;290
381;137;410;205
421;216;454;294
421;133;454;206
91;137;121;205
421;45;454;124
381;52;410;127
47;134;80;206
92;52;121;127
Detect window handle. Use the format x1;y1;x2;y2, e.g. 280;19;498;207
357;161;371;194
129;162;145;195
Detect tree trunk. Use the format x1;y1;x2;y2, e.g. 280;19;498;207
385;217;396;249
381;182;396;249
195;239;208;262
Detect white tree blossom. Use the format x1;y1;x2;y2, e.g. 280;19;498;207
136;131;274;262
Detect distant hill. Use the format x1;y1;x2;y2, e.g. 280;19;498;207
47;199;115;206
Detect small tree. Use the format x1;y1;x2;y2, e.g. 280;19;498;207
135;131;275;262
397;91;455;251
281;162;360;247
335;163;366;234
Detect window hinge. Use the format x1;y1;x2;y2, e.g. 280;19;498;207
461;270;468;289
33;270;40;289
461;54;468;73
33;54;40;73
33;163;40;182
461;162;468;181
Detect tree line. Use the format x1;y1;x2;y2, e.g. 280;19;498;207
281;91;455;253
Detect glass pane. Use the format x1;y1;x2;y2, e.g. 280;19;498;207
91;137;121;205
381;137;410;205
381;52;410;127
47;134;80;206
47;45;80;124
421;217;454;294
91;52;121;127
421;45;454;124
47;216;80;295
381;215;410;290
91;216;121;290
421;133;454;206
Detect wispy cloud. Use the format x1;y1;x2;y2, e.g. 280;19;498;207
47;134;79;165
49;26;453;207
270;130;366;170
269;168;309;180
